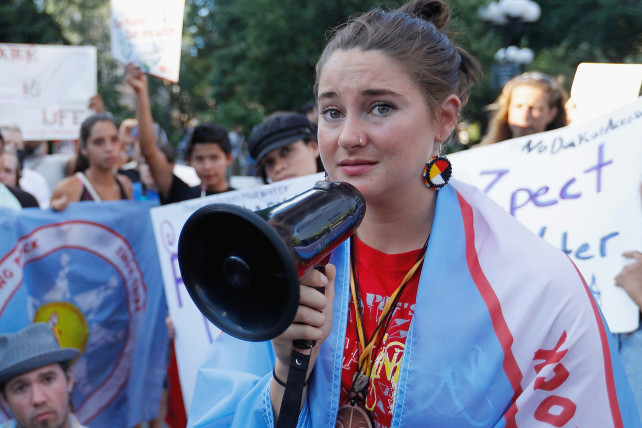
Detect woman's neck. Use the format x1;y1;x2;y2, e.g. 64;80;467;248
84;166;114;184
356;189;437;254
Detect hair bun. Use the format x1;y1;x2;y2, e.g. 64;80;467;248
399;0;450;31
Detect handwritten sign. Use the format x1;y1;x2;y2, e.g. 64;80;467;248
149;173;323;409
451;97;642;333
110;0;185;82
0;44;96;140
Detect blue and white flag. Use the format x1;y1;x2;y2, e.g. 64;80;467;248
0;200;168;427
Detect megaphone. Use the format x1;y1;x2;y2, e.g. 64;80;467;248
177;180;365;342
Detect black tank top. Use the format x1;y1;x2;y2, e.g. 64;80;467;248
79;174;128;201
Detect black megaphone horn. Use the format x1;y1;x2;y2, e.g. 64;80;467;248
177;180;366;342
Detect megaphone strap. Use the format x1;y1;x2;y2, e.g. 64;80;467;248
272;365;310;387
276;349;311;428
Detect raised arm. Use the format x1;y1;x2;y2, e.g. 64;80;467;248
125;63;174;198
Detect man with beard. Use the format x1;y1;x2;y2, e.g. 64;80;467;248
0;323;86;428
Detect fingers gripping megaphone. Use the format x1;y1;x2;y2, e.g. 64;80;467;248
177;180;366;342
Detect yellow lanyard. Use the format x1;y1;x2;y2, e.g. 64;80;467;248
349;252;426;378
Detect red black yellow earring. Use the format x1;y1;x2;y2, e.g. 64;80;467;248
422;155;452;189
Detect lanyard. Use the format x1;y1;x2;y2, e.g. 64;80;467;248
349;240;427;381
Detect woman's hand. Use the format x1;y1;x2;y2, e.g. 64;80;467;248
49;194;69;212
615;251;642;309
88;94;105;114
125;63;148;94
270;263;336;413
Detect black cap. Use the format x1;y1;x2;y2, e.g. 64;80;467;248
248;113;316;162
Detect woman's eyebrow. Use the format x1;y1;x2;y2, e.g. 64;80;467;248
318;88;398;100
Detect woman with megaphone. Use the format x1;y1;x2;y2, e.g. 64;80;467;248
188;0;640;427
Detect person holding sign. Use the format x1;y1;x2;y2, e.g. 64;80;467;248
49;114;133;210
187;1;639;426
125;64;235;205
479;71;568;145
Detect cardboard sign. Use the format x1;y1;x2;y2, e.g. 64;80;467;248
568;63;642;125
0;44;96;140
110;0;185;82
451;98;642;333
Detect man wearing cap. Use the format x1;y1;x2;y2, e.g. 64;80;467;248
248;112;322;184
0;323;86;428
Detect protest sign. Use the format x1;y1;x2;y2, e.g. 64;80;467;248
110;0;186;82
568;63;642;125
0;43;96;140
451;97;642;333
149;172;323;410
0;201;167;427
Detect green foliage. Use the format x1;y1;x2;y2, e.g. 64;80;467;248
527;0;641;63
177;0;387;134
0;0;67;44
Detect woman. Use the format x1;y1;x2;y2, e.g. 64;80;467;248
188;1;639;427
51;114;133;210
479;71;568;145
248;112;323;184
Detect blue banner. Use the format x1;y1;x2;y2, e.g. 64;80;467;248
0;200;168;427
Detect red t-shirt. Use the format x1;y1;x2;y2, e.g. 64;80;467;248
339;238;422;428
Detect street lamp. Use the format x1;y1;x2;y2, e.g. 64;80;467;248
478;0;541;88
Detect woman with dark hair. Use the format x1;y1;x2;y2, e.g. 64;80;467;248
50;113;132;210
248;112;323;184
187;1;639;427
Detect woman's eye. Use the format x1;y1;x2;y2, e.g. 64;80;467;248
322;107;341;120
280;147;291;157
372;103;394;115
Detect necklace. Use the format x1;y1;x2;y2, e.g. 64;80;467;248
336;235;429;427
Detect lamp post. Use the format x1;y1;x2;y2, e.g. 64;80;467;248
478;0;541;89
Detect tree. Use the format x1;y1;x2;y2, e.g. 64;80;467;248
0;0;67;44
176;0;387;133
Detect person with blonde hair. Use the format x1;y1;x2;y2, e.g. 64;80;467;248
479;71;568;145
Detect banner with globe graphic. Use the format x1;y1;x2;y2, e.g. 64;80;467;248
0;200;168;428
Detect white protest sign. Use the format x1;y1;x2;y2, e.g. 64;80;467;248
110;0;185;82
0;44;96;140
451;97;642;333
569;63;642;125
150;173;323;410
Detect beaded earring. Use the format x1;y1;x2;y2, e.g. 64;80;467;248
422;142;452;189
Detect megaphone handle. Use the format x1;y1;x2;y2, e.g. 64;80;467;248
292;263;327;350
